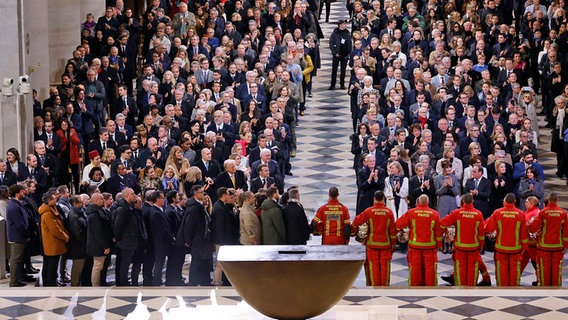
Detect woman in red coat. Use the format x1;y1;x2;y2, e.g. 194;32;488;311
56;118;81;192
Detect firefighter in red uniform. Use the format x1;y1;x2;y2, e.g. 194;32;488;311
527;193;568;286
351;191;397;286
311;187;351;245
440;194;485;286
484;193;529;286
395;195;442;286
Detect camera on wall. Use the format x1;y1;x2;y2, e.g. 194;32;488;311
19;75;30;94
2;78;14;96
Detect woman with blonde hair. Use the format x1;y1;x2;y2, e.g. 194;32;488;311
159;70;176;103
165;146;191;182
183;166;212;198
384;161;409;220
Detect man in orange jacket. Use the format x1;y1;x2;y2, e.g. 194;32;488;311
527;193;568;286
395;195;442;286
311;187;351;245
351;191;397;286
484;193;529;286
441;194;485;286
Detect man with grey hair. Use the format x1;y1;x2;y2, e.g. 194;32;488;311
34;140;59;188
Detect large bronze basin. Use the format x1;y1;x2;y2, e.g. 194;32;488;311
218;245;365;320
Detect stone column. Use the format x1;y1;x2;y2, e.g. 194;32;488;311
47;0;81;85
0;0;33;154
23;0;50;100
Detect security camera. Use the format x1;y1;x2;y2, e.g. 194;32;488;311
18;75;28;85
18;75;30;94
2;78;14;96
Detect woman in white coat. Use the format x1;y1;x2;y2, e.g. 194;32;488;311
384;161;409;220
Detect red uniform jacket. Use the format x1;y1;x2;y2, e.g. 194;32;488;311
484;203;529;253
441;203;485;251
524;206;539;247
352;203;396;250
313;199;351;245
395;203;442;250
527;203;568;251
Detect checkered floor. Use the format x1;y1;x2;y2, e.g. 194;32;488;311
2;1;568;319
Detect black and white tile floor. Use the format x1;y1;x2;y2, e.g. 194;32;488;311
2;1;568;319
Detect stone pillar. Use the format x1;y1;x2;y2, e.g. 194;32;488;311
23;0;50;100
48;0;81;85
0;0;33;154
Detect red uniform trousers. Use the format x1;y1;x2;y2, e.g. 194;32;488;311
364;247;393;286
453;249;480;286
495;251;522;286
521;245;537;273
536;250;564;286
407;248;438;286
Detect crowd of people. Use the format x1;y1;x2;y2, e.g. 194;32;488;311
1;0;326;287
2;0;568;288
335;0;568;286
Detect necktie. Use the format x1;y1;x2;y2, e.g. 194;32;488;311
475;179;479;189
204;70;208;81
441;76;445;87
124;97;127;106
205;162;209;170
40;156;45;166
122;45;126;53
48;134;52;140
230;174;236;188
30;169;34;176
102;141;107;150
261;178;265;185
194;47;198;56
420;178;423;185
0;173;4;183
110;134;115;142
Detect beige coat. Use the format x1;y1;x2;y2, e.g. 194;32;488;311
239;204;261;245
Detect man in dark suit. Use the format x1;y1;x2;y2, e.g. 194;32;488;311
41;120;62;156
178;185;214;286
187;35;210;61
206;110;236;158
148;190;175;286
356;154;384;215
215;159;247;192
283;188;311;245
113;188;143;286
113;84;138;127
250;163;278;193
106;120;128;148
211;187;239;286
89;128;117;155
138;137;166;169
250;148;282;182
34;141;59;188
115;113;134;140
194;135;225;165
193;148;222;200
17;154;48;205
111;145;136;177
249;134;274;165
408;163;436;208
105;164;140;197
464;164;492;219
172;89;194;119
0;159;17;187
